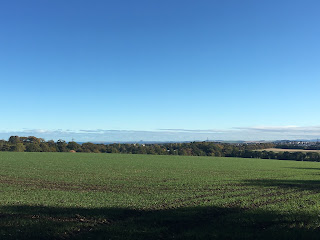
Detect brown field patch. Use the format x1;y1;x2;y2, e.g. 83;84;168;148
259;148;320;153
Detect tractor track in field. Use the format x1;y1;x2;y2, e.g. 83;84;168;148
142;189;320;235
161;187;318;211
0;176;273;195
0;175;152;193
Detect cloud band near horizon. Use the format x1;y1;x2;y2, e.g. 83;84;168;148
0;126;320;142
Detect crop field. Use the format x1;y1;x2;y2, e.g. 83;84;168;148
1;152;320;239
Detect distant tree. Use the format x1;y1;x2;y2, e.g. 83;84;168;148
46;140;57;152
278;152;291;160
15;143;26;152
56;139;68;152
110;146;119;153
1;141;10;151
47;140;55;147
98;144;107;153
146;146;156;155
40;142;50;152
67;141;81;151
306;152;320;162
82;142;100;153
119;145;128;154
0;140;4;150
20;137;28;143
27;136;41;144
292;152;306;161
260;150;270;159
8;136;21;144
137;146;147;154
26;143;42;152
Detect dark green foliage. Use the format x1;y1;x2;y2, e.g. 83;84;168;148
39;142;50;152
56;139;68;152
10;143;25;152
25;143;42;152
67;141;81;151
8;136;21;144
276;143;320;150
81;142;101;153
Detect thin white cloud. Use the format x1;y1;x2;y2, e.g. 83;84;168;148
158;129;229;133
234;125;320;135
1;126;320;142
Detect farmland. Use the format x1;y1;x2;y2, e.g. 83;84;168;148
1;152;320;239
261;148;320;153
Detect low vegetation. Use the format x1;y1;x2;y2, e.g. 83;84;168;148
1;152;320;239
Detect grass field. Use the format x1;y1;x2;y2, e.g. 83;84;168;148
1;152;320;239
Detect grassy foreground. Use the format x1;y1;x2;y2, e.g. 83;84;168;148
1;152;320;239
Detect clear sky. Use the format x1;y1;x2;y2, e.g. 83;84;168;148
1;0;320;141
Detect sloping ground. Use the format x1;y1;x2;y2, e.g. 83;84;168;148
1;152;320;239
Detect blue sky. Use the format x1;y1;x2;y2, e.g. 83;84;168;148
1;0;319;141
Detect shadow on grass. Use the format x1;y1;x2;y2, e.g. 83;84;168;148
1;204;320;240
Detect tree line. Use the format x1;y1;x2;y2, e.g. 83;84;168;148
1;136;320;162
275;143;320;150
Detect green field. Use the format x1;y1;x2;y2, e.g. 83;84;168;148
1;152;320;239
